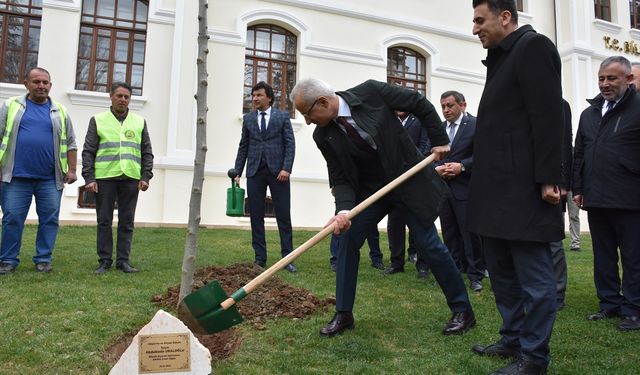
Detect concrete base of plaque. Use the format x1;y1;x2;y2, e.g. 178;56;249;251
110;309;212;375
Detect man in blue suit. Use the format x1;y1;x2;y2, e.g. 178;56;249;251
233;81;297;273
436;91;485;292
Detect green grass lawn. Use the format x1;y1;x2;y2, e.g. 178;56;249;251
0;226;638;374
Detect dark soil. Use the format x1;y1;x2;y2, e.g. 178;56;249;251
102;263;334;363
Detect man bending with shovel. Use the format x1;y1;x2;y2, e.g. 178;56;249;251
291;78;476;337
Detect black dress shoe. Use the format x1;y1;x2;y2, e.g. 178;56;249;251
254;260;266;268
407;254;417;263
35;263;52;273
284;263;298;273
371;261;385;270
472;341;520;359
490;358;548;375
618;316;640;331
95;261;111;275
587;309;621;321
471;280;483;292
0;262;16;274
381;267;404;275
443;310;476;335
116;262;139;273
417;269;429;279
330;263;337;272
320;312;354;337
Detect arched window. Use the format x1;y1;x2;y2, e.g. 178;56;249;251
244;24;297;114
0;0;41;84
75;0;148;95
387;46;426;95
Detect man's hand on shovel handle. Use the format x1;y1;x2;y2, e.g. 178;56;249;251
325;212;351;235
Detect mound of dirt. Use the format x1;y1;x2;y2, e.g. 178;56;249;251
103;263;334;363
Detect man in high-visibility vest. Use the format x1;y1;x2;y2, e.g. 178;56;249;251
82;82;153;274
0;67;78;275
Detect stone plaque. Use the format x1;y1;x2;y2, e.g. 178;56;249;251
139;333;191;373
109;310;211;375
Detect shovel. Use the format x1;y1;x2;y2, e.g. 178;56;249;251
179;153;438;334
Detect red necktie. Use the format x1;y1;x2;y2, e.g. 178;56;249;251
336;117;371;150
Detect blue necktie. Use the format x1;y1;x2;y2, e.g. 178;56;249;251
260;112;267;139
448;123;457;142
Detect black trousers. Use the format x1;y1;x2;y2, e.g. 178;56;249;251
588;208;640;317
336;196;471;313
440;192;485;282
387;208;428;270
246;165;293;263
482;237;557;366
95;179;139;266
549;240;567;304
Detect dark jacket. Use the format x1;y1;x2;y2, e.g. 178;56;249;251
467;25;564;242
572;87;640;210
313;80;449;227
435;113;476;201
560;100;573;191
234;108;295;178
402;114;430;155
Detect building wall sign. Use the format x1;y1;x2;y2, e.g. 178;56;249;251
603;36;640;56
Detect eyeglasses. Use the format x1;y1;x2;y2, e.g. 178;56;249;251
300;98;319;117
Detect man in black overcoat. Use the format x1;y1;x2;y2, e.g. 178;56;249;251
573;56;640;331
468;1;564;374
291;78;475;339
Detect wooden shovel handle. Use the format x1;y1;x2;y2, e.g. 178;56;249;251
220;153;437;310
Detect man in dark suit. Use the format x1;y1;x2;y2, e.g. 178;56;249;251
435;91;485;292
291;78;475;338
233;81;297;273
468;1;564;374
573;56;640;331
384;110;430;278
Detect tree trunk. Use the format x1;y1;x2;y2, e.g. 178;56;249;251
178;0;209;305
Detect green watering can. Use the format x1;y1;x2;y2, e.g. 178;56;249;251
226;168;245;217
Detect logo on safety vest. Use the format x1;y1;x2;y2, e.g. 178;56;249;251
124;130;135;139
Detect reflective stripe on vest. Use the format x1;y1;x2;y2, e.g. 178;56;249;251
94;111;144;180
1;96;68;172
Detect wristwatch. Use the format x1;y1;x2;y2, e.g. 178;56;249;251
460;163;466;173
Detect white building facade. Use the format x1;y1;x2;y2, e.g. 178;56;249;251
0;0;638;230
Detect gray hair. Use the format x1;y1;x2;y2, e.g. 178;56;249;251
291;78;336;105
601;56;631;74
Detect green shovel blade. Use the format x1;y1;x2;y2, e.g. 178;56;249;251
181;281;244;334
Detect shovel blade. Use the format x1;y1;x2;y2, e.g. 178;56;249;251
179;280;244;334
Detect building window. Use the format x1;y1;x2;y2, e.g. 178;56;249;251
76;0;148;96
387;47;427;95
0;0;42;84
595;0;612;21
244;24;297;114
516;0;524;12
631;0;640;29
